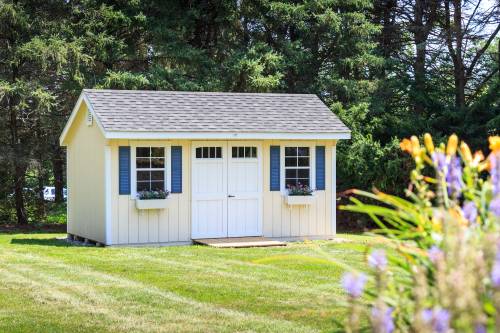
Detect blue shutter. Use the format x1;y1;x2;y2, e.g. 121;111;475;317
119;146;131;195
316;146;325;190
171;146;182;193
270;146;280;191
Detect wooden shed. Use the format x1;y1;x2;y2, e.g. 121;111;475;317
59;89;350;245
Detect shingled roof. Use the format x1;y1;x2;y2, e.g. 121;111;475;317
61;89;350;143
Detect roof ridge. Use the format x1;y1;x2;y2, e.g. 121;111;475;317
82;89;317;97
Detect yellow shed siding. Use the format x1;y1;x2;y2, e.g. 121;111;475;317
106;139;336;245
65;103;106;243
109;140;192;245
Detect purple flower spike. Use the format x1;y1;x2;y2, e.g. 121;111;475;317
462;201;478;224
491;260;500;287
341;272;367;298
432;152;447;174
490;152;500;196
368;249;388;270
490;196;500;217
428;245;443;263
371;306;394;333
446;156;463;197
474;324;486;333
421;308;450;333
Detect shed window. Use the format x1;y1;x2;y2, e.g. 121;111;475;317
285;147;310;187
135;147;165;192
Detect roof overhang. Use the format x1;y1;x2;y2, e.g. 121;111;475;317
60;91;351;146
103;131;351;140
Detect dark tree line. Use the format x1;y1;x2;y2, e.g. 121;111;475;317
0;0;498;225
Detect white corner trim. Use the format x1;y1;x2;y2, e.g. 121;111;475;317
331;145;337;235
59;92;107;146
104;146;112;245
105;131;351;141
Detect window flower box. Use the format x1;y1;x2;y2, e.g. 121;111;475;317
135;198;168;210
286;194;315;205
286;184;315;205
135;190;169;210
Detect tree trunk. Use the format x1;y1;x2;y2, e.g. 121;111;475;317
53;146;65;203
13;160;28;225
452;0;466;108
9;90;28;225
36;162;46;220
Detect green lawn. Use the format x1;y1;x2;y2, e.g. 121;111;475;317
0;233;381;333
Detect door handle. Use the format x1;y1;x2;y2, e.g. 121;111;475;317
228;195;235;198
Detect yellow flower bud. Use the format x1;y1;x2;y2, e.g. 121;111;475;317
446;134;458;156
410;136;421;157
424;133;434;153
460;142;472;164
472;151;484;168
489;136;500;152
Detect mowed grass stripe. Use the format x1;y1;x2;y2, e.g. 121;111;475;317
0;249;320;333
0;233;379;332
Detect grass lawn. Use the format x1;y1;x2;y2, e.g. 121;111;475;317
0;233;383;333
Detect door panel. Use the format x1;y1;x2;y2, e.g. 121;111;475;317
227;142;262;237
191;142;227;239
191;141;262;239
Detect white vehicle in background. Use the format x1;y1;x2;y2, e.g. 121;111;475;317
43;187;67;201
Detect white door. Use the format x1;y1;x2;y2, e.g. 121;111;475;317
191;141;262;239
191;142;227;239
227;142;262;237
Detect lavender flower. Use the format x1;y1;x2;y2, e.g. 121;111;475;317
432;152;447;174
371;306;394;333
428;245;443;263
490;196;500;217
475;324;486;333
490;152;500;195
341;272;367;298
462;201;478;224
368;249;388;271
491;259;500;287
446;156;463;197
421;308;450;333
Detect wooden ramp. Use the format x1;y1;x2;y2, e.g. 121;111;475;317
194;237;286;248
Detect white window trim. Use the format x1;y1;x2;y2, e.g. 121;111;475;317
280;142;316;195
130;142;171;199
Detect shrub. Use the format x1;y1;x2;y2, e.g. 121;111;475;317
340;134;500;332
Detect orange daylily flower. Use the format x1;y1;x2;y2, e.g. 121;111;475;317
400;138;413;154
489;136;500;152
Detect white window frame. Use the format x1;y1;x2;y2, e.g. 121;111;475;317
280;142;316;194
130;141;171;198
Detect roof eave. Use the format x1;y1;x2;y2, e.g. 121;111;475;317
104;131;351;140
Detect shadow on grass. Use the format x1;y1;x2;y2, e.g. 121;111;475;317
10;238;73;247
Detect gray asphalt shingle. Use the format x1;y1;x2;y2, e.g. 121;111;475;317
83;89;350;133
